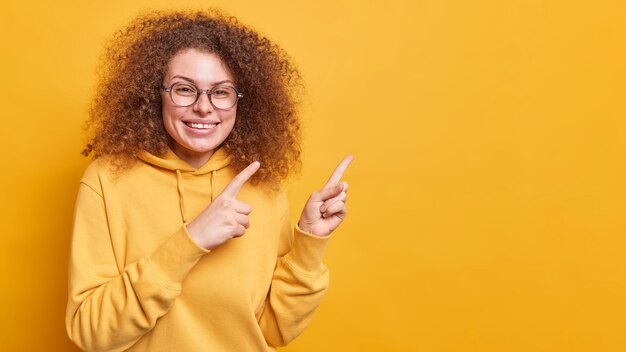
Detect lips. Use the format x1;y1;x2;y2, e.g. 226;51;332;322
184;121;219;130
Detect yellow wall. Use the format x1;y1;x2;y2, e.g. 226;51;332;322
2;0;625;351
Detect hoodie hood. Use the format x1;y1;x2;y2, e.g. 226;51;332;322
137;148;231;224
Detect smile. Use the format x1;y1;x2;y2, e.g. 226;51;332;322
185;122;218;129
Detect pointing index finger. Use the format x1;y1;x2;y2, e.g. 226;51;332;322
324;155;354;188
222;161;260;198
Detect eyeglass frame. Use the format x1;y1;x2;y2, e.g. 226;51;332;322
161;82;244;110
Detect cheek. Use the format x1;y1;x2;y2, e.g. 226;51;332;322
161;108;185;141
162;105;183;125
161;100;170;123
223;112;237;131
161;96;179;118
162;111;174;131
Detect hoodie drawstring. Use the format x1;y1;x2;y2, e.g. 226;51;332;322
211;170;217;201
137;148;230;225
175;170;188;224
176;169;217;224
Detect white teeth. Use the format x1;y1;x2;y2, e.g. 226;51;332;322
186;122;216;129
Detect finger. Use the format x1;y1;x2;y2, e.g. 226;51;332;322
234;201;252;215
233;224;247;237
320;191;347;213
221;161;260;198
322;201;346;218
324;155;354;188
234;213;250;229
311;183;343;202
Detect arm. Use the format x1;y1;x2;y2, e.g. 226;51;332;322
257;211;331;347
65;182;208;352
257;155;354;346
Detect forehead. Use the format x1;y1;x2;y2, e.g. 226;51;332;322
165;49;233;84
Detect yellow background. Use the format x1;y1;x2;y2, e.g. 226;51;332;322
1;0;625;351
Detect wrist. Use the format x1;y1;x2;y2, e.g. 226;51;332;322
296;220;312;235
185;222;215;250
296;221;332;238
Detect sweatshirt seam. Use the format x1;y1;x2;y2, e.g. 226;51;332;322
80;180;104;198
281;256;324;279
145;257;182;292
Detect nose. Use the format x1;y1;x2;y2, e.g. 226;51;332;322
193;91;214;114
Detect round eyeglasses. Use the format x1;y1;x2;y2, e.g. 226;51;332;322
162;82;244;110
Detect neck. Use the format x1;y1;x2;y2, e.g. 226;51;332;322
172;146;214;169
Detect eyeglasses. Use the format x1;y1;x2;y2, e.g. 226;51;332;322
161;82;244;110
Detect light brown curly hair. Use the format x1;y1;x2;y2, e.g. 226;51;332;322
83;9;302;185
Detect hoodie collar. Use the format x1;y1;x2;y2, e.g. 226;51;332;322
137;148;231;224
138;148;231;175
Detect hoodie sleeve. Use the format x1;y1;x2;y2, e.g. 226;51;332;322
65;180;209;352
256;204;331;347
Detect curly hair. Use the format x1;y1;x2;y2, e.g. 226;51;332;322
83;9;302;186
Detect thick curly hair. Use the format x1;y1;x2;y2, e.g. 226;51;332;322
83;9;302;186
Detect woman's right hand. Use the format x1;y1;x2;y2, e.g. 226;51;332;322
186;161;260;250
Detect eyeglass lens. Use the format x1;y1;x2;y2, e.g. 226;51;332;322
170;82;238;109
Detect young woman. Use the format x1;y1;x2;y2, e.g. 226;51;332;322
66;9;352;352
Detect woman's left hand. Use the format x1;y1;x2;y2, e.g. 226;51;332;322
298;155;354;237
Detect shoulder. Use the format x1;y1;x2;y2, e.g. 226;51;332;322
79;159;110;192
81;158;110;180
81;157;124;183
79;157;145;191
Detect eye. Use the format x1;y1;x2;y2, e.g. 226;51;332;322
212;87;234;98
173;83;197;95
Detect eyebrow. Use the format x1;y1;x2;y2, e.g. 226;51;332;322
168;75;235;87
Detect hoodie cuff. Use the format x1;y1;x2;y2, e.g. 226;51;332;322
285;224;332;275
146;226;210;290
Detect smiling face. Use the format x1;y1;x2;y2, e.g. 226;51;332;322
161;48;238;168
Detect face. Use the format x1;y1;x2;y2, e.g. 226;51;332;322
161;48;238;168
